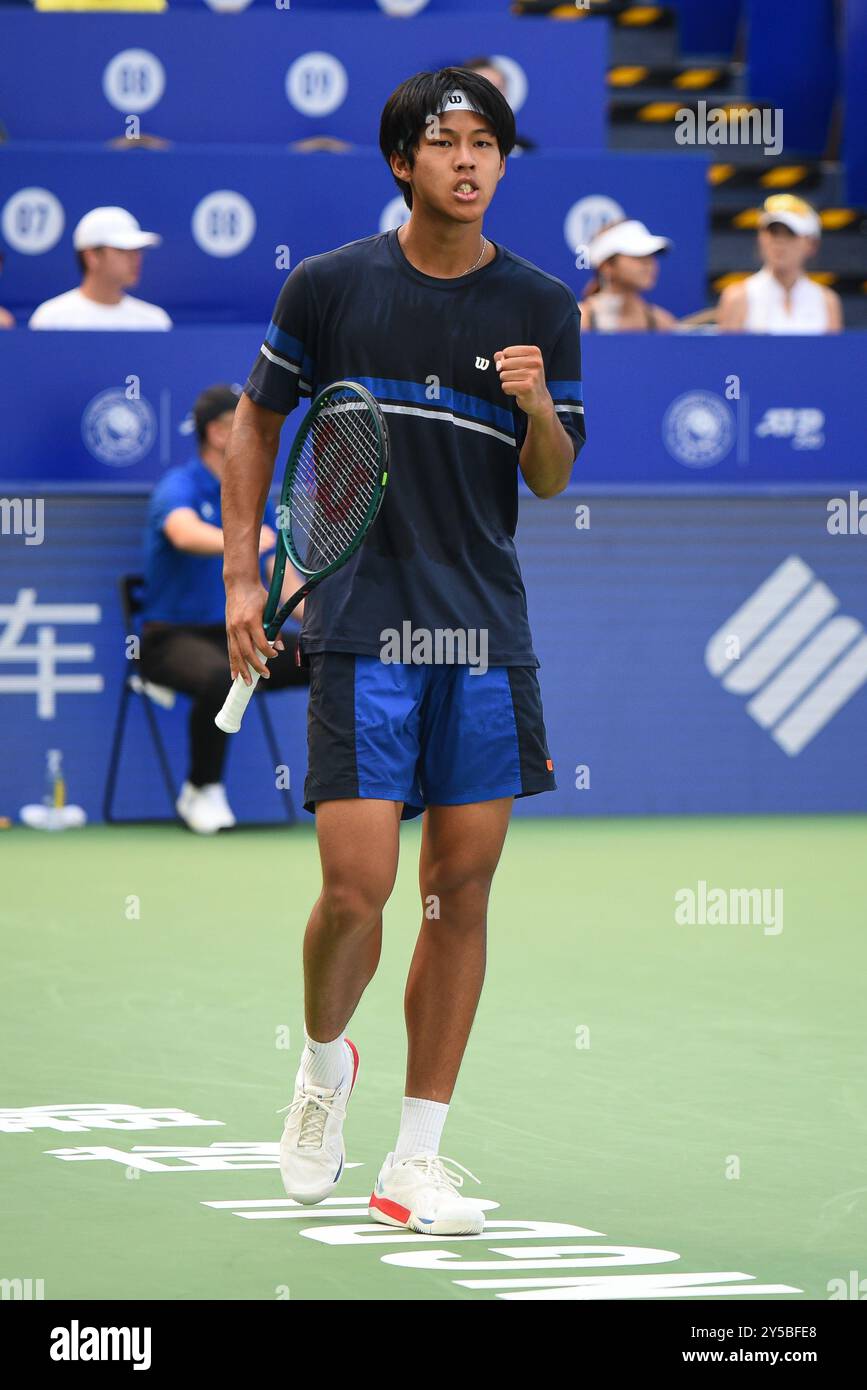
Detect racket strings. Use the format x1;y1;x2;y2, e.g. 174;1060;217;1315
288;392;381;571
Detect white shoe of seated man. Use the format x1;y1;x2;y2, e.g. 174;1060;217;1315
176;782;236;834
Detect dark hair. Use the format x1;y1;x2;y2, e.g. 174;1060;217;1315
193;384;241;445
76;249;92;276
379;67;515;211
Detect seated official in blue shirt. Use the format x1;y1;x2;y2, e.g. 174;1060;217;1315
140;383;308;834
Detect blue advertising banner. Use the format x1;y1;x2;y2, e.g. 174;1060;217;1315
746;0;837;156
0;145;707;321
0;333;860;491
171;2;517;10
667;0;742;56
845;0;867;205
0;492;865;824
0;12;607;148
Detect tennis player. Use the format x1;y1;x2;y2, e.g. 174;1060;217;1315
221;68;585;1235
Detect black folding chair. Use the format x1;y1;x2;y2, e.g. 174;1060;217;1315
103;574;295;825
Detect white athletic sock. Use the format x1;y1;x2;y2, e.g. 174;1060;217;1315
394;1095;449;1161
301;1030;347;1090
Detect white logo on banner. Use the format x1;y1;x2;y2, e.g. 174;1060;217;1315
663;390;736;468
379;197;411;233
202;0;255;10
1;188;65;255
487;55;528;114
756;408;825;450
102;49;166;114
191;191;256;257
564;195;625;262
376;0;431;15
286;53;348;117
0;1103;222;1134
82;388;156;465
705;555;867;756
0;591;103;720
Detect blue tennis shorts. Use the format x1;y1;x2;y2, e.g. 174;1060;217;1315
303;653;556;818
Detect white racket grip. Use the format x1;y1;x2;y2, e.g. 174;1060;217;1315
215;654;265;734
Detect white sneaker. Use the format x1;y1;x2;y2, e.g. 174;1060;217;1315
199;783;236;830
175;781;235;834
369;1152;485;1235
278;1038;359;1205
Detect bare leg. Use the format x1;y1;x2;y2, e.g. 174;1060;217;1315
303;798;402;1041
405;798;513;1101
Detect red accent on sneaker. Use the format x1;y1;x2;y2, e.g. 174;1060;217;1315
369;1191;411;1223
344;1037;360;1095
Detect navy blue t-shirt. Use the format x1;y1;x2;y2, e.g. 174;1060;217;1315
142;456;277;625
245;228;585;665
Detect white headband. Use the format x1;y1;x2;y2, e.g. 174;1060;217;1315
436;88;482;114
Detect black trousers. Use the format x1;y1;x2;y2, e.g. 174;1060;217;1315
140;623;309;787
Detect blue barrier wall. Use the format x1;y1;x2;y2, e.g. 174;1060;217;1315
668;0;742;56
0;12;607;147
746;0;837;156
0;146;706;321
0;332;861;490
1;489;865;824
845;0;867;205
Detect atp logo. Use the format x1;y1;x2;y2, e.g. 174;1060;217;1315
81;389;156;466
705;555;867;755
664;391;735;468
475;356;490;371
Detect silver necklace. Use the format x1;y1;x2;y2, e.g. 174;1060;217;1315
464;235;487;275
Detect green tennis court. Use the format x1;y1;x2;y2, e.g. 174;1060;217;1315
2;815;863;1302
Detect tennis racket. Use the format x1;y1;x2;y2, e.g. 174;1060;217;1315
215;380;390;734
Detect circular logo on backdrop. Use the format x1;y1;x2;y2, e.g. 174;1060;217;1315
285;53;348;117
487;55;528;115
191;191;256;257
376;0;431;14
663;391;736;468
102;50;166;114
379;197;411;233
564;195;625;263
82;389;157;467
1;187;65;254
202;0;255;10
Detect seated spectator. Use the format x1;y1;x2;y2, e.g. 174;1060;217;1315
580;219;676;332
29;206;171;331
461;57;537;153
717;195;843;334
139;384;308;835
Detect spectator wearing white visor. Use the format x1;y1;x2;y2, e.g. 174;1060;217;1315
580;218;676;333
717;195;842;334
29;206;172;331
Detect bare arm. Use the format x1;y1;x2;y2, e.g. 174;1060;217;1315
164;507;276;558
824;287;844;333
164;508;224;555
717;281;748;332
222;392;286;682
495;344;575;500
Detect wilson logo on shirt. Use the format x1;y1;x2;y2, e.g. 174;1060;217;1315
474;356;490;371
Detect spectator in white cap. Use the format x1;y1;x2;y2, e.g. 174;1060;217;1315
717;195;842;334
29;206;172;331
580;218;676;332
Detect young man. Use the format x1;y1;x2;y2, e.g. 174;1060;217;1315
222;68;585;1234
717;194;843;334
140;384;307;834
29;206;172;331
